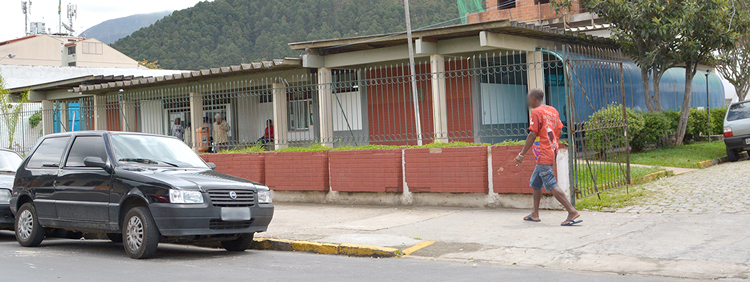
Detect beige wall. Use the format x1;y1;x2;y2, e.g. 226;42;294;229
0;35;64;66
73;38;142;68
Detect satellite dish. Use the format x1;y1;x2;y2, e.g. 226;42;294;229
62;22;74;33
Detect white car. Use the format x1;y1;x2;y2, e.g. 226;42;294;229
0;148;23;230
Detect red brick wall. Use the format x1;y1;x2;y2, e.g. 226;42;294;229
404;146;488;193
265;151;329;191
491;145;553;194
469;0;582;24
329;150;402;192
200;153;266;184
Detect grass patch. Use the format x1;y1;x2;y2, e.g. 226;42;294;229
576;164;665;191
218;140;527;154
575;185;652;212
629;142;726;168
218;145;266;154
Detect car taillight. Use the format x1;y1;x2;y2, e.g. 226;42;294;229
724;126;733;137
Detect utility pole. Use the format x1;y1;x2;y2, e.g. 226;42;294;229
403;0;423;145
58;0;61;34
706;69;711;142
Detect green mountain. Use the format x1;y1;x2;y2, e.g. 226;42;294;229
110;0;463;70
81;11;173;45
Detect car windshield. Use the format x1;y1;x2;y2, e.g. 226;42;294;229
0;151;23;173
727;102;750;122
110;134;208;168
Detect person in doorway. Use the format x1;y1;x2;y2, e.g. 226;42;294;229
171;118;185;140
515;88;581;226
213;114;230;153
258;119;274;146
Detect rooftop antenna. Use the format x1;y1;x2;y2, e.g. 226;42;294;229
21;1;31;35
65;3;77;36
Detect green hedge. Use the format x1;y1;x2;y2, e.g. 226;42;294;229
585;105;644;153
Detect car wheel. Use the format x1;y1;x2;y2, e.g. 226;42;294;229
107;233;123;243
15;203;44;247
221;233;255;252
122;207;159;259
727;148;739;162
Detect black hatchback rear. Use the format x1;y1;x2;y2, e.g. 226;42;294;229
10;131;274;259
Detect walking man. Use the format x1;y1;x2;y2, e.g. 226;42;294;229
515;88;581;226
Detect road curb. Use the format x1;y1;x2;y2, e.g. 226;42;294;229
696;152;748;168
632;170;672;185
251;238;402;257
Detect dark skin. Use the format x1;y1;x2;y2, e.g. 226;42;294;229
515;92;580;225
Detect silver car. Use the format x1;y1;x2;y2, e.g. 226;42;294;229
723;101;750;161
0;149;23;229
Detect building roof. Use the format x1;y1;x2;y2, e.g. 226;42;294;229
73;58;302;94
0;35;37;46
289;19;616;55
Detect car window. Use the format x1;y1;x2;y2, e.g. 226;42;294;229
26;137;70;169
110;134;208;168
727;102;750;122
0;151;23;172
65;136;108;167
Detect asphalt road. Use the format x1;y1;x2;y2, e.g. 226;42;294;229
0;231;698;282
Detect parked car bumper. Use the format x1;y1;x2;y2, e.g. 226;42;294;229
148;202;274;236
0;204;14;230
724;135;750;151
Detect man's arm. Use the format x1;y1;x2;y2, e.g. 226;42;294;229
515;131;537;165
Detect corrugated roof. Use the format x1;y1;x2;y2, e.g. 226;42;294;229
73;58;302;93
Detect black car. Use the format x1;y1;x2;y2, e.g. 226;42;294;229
0;149;24;230
9;131;274;259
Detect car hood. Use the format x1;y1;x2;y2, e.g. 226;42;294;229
123;167;263;191
0;174;13;189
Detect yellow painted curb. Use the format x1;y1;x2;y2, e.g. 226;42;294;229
697;159;714;168
339;243;400;257
401;241;436;255
250;238;401;258
290;240;339;255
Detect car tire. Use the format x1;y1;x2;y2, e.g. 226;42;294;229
727;148;739;162
107;233;123;243
221;233;255;252
15;203;44;247
122;207;159;259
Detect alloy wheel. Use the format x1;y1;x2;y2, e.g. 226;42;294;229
17;210;33;240
125;216;144;251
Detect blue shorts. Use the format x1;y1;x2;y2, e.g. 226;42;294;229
530;164;558;192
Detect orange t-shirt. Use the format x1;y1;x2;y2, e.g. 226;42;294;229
529;105;563;165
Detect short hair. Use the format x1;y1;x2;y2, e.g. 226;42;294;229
215;113;221;119
529;88;544;101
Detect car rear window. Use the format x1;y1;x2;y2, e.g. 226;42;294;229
727;102;750;121
26;137;70;169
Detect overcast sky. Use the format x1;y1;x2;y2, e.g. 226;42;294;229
0;0;211;41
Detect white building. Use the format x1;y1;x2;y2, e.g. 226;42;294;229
0;34;143;68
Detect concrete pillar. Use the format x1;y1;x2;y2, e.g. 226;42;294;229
59;102;69;133
41;100;54;136
189;92;204;150
119;99;137;132
430;54;449;143
526;51;545;102
272;83;289;149
318;67;334;147
93;95;107;131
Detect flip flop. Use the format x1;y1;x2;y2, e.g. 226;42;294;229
523;215;541;222
561;219;583;226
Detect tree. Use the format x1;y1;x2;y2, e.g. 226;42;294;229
715;0;750;101
583;0;678;112
0;75;29;150
138;59;162;69
670;0;747;145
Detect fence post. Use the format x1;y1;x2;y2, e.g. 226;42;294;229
41;100;54;136
120;99;137;132
272;82;288;149
318;67;334;148
60;102;69;133
189;92;204;151
93;95;107;131
430;54;449;143
526;51;544;98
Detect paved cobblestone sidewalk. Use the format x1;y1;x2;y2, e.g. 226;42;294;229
619;160;750;214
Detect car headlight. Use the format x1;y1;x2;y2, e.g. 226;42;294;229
0;189;10;205
169;189;204;204
257;190;272;204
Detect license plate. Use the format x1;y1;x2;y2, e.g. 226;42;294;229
745;138;750;145
221;207;251;221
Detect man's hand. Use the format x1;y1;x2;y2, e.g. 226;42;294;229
515;153;524;166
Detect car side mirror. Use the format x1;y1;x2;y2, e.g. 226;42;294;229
207;162;217;170
84;157;111;172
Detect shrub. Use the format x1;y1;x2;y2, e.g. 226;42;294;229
710;106;727;136
631;111;670;152
585;105;644;153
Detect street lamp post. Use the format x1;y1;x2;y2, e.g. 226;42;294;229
706;69;711;142
0;54;16;61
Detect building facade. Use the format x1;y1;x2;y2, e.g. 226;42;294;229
0;34;143;68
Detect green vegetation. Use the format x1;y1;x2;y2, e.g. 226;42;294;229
111;0;464;70
586;105;644;153
575;185;652;212
219;140;525;154
217;145;267;154
629;142;726;168
576;164;664;195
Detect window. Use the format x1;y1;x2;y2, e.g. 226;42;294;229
65;136;108;167
27;137;70;168
498;0;516;9
82;42;103;55
535;0;550;4
68;62;76;67
289;100;310;130
67;46;76;55
727;102;750;121
333;69;359;93
479;54;527;85
0;151;23;172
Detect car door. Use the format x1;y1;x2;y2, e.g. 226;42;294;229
55;135;112;224
21;136;71;222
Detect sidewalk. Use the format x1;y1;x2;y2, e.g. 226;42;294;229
263;203;749;280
